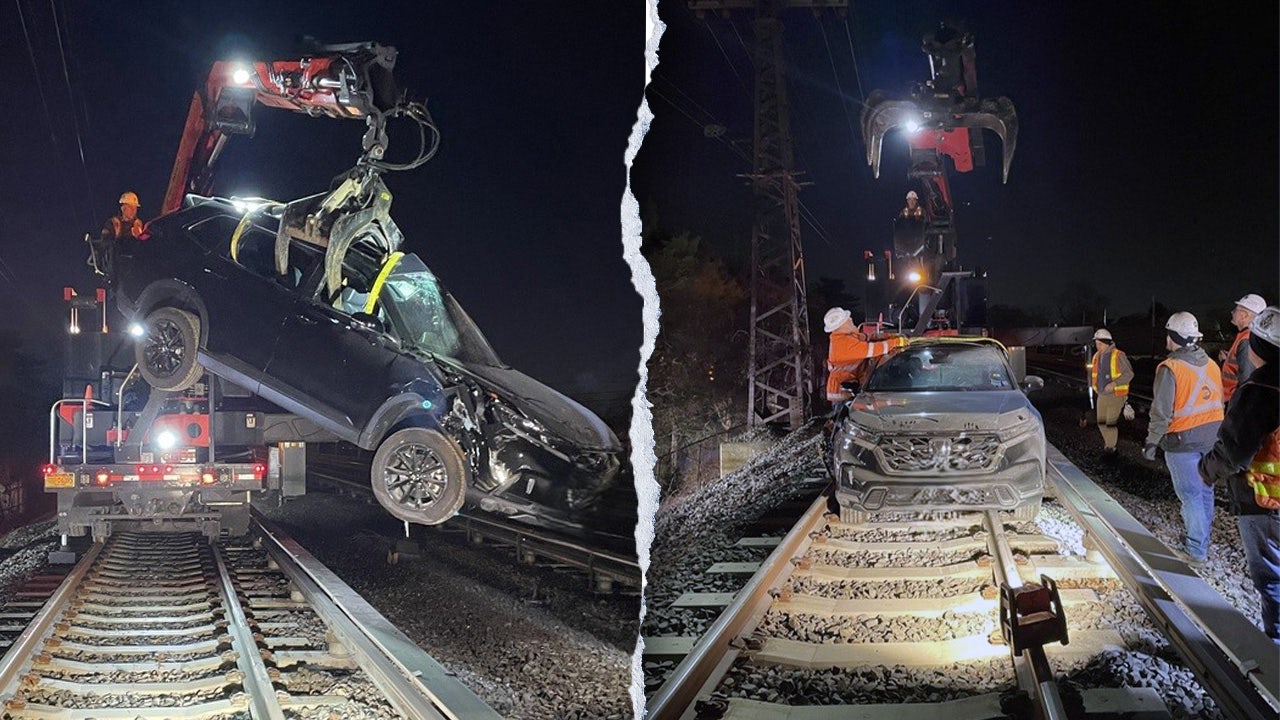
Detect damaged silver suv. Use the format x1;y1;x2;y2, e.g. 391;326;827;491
827;338;1045;523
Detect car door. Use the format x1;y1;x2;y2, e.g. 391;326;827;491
185;215;298;381
264;254;406;441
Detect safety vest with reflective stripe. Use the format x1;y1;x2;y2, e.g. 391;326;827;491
1159;358;1225;433
1090;348;1129;396
1247;427;1280;510
1222;329;1250;402
826;333;905;401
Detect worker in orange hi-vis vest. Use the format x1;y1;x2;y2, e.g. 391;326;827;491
1222;293;1266;403
1089;328;1134;457
89;191;145;283
1145;311;1225;566
1200;306;1280;642
823;307;904;405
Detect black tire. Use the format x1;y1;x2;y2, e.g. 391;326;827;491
370;427;467;526
136;307;203;391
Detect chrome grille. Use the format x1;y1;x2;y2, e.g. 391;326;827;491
878;434;1000;472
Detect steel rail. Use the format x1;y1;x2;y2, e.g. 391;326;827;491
0;543;102;694
983;511;1069;720
1047;446;1279;719
211;547;287;720
253;513;503;720
308;464;640;588
645;494;830;720
1026;360;1154;404
447;511;640;589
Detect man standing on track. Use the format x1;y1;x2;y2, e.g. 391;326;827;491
1090;328;1134;458
1222;293;1266;403
1145;312;1224;566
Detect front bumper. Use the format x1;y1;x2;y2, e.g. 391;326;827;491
832;430;1045;515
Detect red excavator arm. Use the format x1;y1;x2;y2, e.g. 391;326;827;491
161;42;414;215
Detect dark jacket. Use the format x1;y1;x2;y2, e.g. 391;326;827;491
1199;362;1279;516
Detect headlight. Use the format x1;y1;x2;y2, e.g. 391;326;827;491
490;398;567;458
997;411;1039;443
840;417;880;446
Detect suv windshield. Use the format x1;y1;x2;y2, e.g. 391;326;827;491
866;343;1014;392
378;254;503;366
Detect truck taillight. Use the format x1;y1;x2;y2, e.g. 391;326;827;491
201;471;217;485
253;464;266;480
95;472;110;486
41;464;57;476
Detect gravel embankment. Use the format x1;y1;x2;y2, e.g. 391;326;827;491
258;494;638;720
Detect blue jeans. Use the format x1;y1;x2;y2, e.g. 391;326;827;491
1237;512;1280;641
1166;450;1214;560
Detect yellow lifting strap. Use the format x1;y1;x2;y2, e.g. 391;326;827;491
229;213;253;263
363;251;405;315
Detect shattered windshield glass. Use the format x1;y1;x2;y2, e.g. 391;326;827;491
866;344;1013;392
378;254;503;366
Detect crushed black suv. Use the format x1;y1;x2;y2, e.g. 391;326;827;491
827;337;1046;523
113;195;623;529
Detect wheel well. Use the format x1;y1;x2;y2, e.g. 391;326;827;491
136;282;209;346
387;413;440;438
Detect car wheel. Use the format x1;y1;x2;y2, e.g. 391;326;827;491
370;427;467;526
136;307;203;391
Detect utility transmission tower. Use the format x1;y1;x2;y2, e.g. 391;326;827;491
691;0;847;430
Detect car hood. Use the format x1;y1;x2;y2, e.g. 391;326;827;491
850;390;1038;433
455;363;621;453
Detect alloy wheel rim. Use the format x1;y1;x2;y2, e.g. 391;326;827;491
144;318;184;377
384;443;448;509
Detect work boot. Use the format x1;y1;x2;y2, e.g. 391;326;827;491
1173;547;1206;568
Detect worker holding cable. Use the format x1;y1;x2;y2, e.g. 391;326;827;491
1089;328;1134;458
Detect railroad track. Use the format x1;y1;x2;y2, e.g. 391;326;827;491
644;448;1280;720
306;456;641;593
0;518;502;719
1026;355;1154;405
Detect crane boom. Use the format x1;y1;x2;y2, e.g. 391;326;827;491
161;43;410;215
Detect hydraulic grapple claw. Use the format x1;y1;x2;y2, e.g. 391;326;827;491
860;93;1019;183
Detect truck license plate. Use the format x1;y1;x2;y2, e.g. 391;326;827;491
44;473;75;489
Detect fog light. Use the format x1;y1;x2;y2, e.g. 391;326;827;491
155;431;177;450
128;323;145;338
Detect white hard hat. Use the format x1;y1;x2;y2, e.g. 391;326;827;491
824;307;852;333
1093;329;1113;341
118;191;140;207
906;190;919;200
1235;293;1266;315
1165;311;1202;339
1250;306;1280;347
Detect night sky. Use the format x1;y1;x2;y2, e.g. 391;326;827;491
633;1;1279;335
1;2;644;420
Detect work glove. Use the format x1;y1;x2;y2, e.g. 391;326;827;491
1142;443;1158;461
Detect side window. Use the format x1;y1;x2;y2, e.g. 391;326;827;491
187;214;242;252
231;227;279;282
